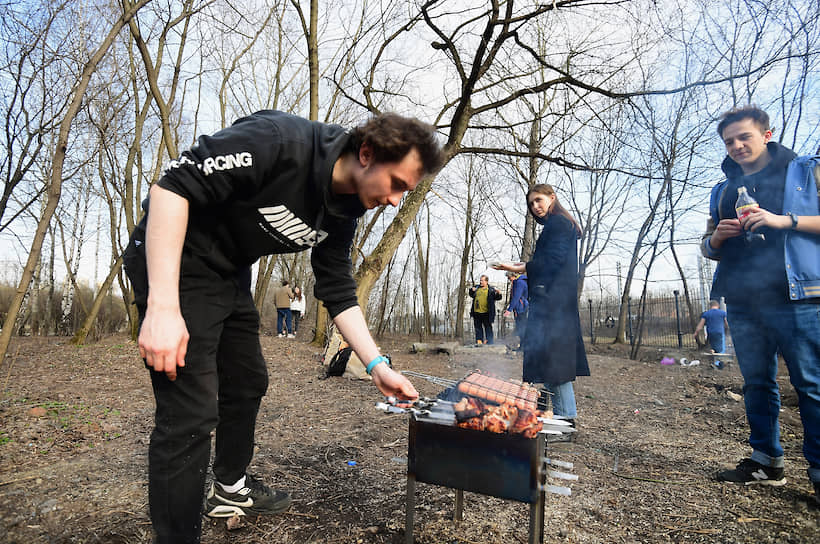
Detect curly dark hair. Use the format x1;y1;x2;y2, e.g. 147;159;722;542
348;113;444;175
717;105;770;138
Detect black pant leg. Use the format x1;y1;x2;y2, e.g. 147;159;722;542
212;286;269;485
483;314;494;344
473;315;484;342
147;270;233;544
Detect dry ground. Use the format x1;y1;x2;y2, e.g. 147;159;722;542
0;331;818;543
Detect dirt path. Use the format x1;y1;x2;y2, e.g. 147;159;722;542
0;334;817;543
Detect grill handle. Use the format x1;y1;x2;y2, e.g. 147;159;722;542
543;457;574;469
547;469;578;481
540;484;572;496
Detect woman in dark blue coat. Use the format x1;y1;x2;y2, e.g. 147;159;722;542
494;184;589;423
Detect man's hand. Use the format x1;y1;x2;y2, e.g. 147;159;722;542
709;218;743;248
504;310;512;317
138;306;189;381
742;207;790;232
370;364;418;400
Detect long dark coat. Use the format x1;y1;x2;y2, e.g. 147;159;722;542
522;214;590;384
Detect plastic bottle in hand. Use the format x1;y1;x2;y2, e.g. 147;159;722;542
735;186;765;242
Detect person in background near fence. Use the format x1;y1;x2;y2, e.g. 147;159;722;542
693;300;729;354
494;184;589;432
468;275;502;345
290;286;306;333
700;105;820;504
503;270;528;350
274;279;294;337
123;109;443;543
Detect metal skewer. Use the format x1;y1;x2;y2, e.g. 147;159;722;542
400;370;459;388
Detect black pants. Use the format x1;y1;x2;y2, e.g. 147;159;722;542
473;312;494;344
127;250;268;544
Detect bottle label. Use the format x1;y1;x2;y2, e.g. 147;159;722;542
736;204;756;219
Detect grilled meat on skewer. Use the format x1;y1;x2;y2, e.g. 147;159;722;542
510;408;541;438
455;400;542;437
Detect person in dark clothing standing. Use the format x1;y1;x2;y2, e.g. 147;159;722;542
123;110;443;543
701;105;820;504
468;275;502;344
494;184;589;425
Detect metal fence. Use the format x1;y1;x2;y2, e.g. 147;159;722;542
578;292;711;349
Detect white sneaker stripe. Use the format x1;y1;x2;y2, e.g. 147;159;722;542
751;469;769;481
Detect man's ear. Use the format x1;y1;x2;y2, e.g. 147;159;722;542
359;142;373;166
763;130;773;143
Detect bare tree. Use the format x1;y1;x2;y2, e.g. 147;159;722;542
0;2;69;232
412;203;432;338
0;0;151;364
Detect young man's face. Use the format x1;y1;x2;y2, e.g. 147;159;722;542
479;276;488;287
721;118;772;175
354;144;423;209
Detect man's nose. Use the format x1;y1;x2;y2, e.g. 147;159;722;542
387;192;402;207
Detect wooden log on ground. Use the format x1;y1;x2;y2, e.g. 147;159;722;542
411;341;461;355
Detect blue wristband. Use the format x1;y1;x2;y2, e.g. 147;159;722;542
366;355;388;375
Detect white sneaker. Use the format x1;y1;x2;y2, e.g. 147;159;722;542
287;334;295;338
277;333;285;338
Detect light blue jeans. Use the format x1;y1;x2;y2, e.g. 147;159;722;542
543;381;577;419
726;302;820;484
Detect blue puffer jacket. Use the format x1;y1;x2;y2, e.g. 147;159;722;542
702;153;820;301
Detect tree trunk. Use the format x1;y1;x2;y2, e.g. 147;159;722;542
70;255;125;345
376;255;395;335
414;214;432;339
311;305;329;348
254;255;277;311
614;176;668;344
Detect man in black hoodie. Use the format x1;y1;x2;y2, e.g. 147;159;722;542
124;110;443;543
701;105;820;505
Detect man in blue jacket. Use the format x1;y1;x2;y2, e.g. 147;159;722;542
693;300;728;354
124;110;443;543
701;105;820;504
503;271;528;349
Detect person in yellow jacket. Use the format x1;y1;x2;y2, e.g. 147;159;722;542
468;275;502;345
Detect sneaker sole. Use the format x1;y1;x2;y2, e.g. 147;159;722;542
205;497;292;518
717;476;787;486
743;477;787;487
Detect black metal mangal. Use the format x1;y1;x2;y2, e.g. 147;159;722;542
404;403;574;544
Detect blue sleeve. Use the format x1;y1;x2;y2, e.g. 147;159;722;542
507;280;525;311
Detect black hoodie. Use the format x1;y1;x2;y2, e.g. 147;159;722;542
127;110;366;318
711;141;797;304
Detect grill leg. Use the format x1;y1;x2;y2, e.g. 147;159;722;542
530;433;546;544
454;488;463;521
529;493;545;544
405;474;416;544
